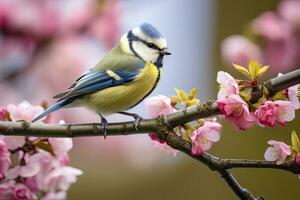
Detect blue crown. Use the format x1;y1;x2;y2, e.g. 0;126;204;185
139;23;162;39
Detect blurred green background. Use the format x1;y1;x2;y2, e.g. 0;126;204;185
68;1;300;200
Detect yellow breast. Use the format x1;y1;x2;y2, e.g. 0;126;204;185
84;63;161;114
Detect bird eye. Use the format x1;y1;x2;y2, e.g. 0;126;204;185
147;43;156;48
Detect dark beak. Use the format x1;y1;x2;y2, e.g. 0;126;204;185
160;49;172;55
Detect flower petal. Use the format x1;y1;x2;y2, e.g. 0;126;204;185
264;147;279;161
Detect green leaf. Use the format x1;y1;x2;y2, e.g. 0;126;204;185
272;91;287;101
188;88;198;100
177;126;191;142
239;90;252;101
291;130;300;152
257;65;269;78
175;88;188;101
170;96;181;103
232;64;251;79
35;140;54;155
248;60;260;80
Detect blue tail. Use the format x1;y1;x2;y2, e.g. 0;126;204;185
32;97;77;123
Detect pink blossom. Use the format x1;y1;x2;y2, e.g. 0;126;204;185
295;152;300;166
0;180;15;200
221;35;262;66
287;84;300;109
13;183;35;200
251;12;299;72
144;95;177;155
24;177;38;193
217;71;239;100
144;95;174;118
263;35;299;73
279;0;300;29
264;140;291;165
88;1;120;48
190;121;222;156
9;1;58;38
58;152;70;166
0;108;7;121
49;138;73;156
0;140;11;179
43;166;82;192
255;101;295;127
148;134;165;144
6;150;82;195
54;0;95;33
152;141;178;157
32;36;88;94
251;12;292;41
278;73;300;109
7;101;44;122
2;136;26;150
6;153;44;179
217;95;256;130
41;191;66;200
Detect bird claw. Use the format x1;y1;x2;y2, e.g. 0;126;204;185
100;116;108;139
118;112;143;131
132;114;143;130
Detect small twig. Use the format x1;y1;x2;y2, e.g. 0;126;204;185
220;170;257;200
221;159;300;174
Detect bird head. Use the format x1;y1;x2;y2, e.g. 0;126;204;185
120;23;171;67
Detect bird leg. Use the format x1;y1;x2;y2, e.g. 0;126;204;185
118;111;143;130
98;113;108;139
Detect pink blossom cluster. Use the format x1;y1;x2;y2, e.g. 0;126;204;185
0;101;82;200
216;71;299;129
221;0;300;74
144;95;222;156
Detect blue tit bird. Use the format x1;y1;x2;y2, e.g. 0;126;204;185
32;23;171;138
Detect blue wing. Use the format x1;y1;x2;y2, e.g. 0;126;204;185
55;69;139;100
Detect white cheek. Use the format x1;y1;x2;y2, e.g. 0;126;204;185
132;42;158;63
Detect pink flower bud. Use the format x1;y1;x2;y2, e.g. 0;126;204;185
148;134;165;144
0;108;8;121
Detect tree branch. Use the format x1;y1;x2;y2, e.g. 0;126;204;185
0;69;299;200
220;170;258;200
221;159;300;174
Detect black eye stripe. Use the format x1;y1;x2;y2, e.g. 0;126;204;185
143;41;161;51
127;31;162;51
